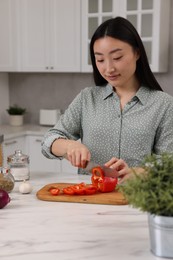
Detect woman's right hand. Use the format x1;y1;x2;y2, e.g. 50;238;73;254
65;140;91;168
51;139;91;168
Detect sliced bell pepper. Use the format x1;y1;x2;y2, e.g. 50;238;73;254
84;185;97;195
62;182;97;195
49;187;60;196
62;186;75;195
91;166;104;187
91;166;117;193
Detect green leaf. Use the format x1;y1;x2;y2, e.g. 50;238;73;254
119;153;173;216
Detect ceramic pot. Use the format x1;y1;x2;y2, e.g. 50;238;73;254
9;115;24;126
148;213;173;258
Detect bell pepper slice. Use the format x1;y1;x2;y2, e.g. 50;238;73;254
91;167;104;187
49;187;60;196
62;187;75;195
62;182;97;195
85;185;97;195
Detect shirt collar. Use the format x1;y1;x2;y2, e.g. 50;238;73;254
103;84;114;99
135;86;151;105
103;84;151;105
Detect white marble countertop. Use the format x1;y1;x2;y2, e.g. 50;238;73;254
0;124;51;139
0;171;167;260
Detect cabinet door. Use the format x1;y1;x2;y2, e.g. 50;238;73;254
27;136;61;173
81;0;120;72
81;0;170;73
0;0;19;72
19;0;80;72
121;0;171;72
3;136;26;165
20;0;50;71
50;0;80;72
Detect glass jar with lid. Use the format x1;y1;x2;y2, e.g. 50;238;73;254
0;167;15;192
7;150;30;181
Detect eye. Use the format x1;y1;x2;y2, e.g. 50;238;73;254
113;56;122;61
96;59;104;63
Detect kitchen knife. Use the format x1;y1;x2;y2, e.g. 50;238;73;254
84;161;119;178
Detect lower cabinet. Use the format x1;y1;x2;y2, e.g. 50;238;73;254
26;135;61;173
3;134;78;173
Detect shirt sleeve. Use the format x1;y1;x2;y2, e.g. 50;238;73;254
154;100;173;154
41;90;83;159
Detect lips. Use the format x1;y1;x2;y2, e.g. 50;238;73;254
107;74;120;81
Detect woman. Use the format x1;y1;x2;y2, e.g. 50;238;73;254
42;17;173;183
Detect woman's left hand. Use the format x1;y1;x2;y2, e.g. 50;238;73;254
104;157;131;184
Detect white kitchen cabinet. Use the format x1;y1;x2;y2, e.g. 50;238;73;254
121;0;171;72
19;0;81;72
3;136;27;165
81;0;170;73
26;135;61;173
0;0;19;71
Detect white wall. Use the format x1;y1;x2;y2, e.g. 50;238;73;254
0;73;9;124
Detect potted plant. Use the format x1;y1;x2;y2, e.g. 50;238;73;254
6;105;26;126
119;153;173;258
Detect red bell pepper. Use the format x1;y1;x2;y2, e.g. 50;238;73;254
91;166;117;193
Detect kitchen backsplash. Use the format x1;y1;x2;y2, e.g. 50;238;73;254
8;73;93;124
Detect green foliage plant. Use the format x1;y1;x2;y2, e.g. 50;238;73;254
6;105;26;115
119;153;173;217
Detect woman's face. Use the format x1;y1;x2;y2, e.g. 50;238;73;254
93;36;139;89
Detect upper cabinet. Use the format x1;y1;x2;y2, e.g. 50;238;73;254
0;0;19;71
121;0;171;72
19;0;80;72
0;0;80;72
81;0;171;73
0;0;171;73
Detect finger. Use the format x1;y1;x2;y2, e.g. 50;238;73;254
112;159;128;171
104;157;119;167
74;151;82;167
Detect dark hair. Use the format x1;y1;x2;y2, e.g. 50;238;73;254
90;16;162;91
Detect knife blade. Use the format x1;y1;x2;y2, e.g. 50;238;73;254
84;161;119;178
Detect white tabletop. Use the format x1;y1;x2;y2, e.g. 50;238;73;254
0;171;166;260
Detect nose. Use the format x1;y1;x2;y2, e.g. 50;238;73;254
106;61;115;74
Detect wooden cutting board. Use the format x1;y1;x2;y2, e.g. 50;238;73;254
36;183;128;205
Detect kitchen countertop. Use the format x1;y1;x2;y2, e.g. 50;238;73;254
0;124;51;139
0;171;166;260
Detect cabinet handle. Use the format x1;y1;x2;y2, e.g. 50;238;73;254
50;66;54;70
4;140;17;146
46;66;49;69
35;139;42;143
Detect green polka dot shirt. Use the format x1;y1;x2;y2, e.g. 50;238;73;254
42;84;173;174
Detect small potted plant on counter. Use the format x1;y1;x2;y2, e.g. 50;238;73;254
6;104;26;126
119;153;173;258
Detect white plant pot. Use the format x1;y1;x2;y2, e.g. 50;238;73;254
9;115;24;126
148;213;173;258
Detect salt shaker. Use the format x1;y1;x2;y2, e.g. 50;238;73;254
7;150;30;181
